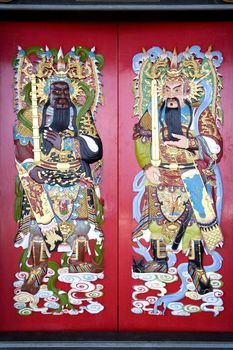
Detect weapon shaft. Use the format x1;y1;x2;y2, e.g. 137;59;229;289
151;79;161;167
31;74;41;164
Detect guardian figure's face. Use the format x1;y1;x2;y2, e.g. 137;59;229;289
163;78;187;109
49;81;71;109
159;76;192;142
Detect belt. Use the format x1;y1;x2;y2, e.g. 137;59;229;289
159;162;196;170
39;160;81;172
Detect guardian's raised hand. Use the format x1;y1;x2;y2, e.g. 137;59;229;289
165;133;189;149
44;129;62;150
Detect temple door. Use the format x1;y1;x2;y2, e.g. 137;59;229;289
1;20;233;333
0;22;118;332
118;21;233;332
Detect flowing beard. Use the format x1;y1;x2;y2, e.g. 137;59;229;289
165;100;183;141
49;106;70;132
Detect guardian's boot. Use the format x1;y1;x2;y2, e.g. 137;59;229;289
188;240;212;295
133;239;168;273
21;236;49;295
68;236;103;273
144;239;168;273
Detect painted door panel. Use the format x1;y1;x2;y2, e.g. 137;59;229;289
0;22;118;331
118;21;233;332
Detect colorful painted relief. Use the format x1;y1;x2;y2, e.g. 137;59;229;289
13;46;105;315
132;46;224;316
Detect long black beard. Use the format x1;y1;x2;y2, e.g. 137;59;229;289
159;99;193;143
40;104;76;155
165;108;183;141
49;106;70;132
162;97;182;141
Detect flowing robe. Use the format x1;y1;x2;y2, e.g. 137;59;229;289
133;104;223;252
14;110;103;254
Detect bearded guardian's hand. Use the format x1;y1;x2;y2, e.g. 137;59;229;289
29;166;45;184
144;165;160;185
164;133;189;149
44;129;62;150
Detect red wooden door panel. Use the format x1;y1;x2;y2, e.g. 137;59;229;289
118;21;233;332
0;21;118;331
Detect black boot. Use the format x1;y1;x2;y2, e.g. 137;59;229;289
132;257;145;273
188;240;212;295
143;239;168;273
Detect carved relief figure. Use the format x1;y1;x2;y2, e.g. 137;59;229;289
13;46;105;315
132;46;224;316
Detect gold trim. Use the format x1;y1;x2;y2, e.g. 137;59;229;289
151;159;161;167
188;240;195;260
56;163;70;172
168;163;178;170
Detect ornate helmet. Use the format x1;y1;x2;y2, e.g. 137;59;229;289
132;45;223;125
14;45;104;114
